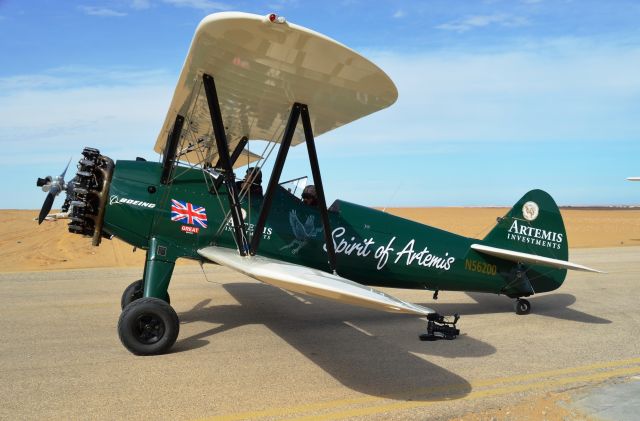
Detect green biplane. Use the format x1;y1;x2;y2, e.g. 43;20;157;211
36;12;600;355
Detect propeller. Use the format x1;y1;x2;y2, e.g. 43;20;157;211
37;159;72;224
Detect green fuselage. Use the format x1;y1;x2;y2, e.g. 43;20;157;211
103;160;564;298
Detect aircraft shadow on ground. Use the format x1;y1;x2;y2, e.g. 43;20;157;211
173;282;499;401
420;292;611;325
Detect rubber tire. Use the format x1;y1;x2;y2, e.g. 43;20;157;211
515;298;531;315
120;280;170;310
118;297;180;355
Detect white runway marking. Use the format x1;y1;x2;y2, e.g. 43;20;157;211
343;321;374;337
281;289;312;304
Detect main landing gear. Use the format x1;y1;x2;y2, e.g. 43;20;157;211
118;239;178;355
419;313;460;341
514;298;531;315
118;279;175;355
118;297;180;355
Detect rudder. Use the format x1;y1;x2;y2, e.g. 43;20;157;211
483;189;568;261
481;189;568;296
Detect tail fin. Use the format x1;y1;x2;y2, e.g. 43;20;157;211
476;190;601;296
479;189;569;296
483;189;568;261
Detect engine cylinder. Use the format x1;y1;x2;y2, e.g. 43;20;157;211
67;147;114;246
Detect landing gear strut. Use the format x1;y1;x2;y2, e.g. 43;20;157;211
514;298;531;315
419;313;460;341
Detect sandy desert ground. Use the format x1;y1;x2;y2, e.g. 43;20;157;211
2;207;639;272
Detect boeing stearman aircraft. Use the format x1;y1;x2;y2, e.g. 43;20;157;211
36;12;601;355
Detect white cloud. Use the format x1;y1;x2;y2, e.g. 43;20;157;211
338;39;640;146
0;67;171;90
79;6;128;17
131;0;152;10
0;68;173;166
437;14;529;33
162;0;231;10
3;38;640;208
393;9;405;19
267;0;300;11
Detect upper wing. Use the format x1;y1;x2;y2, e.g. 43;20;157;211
471;244;604;273
154;12;398;166
176;138;263;169
198;246;434;316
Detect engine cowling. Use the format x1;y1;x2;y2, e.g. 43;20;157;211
67;147;114;246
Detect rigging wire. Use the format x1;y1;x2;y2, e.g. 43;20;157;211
199;261;224;285
211;120;284;245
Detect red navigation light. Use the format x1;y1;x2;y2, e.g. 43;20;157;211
266;13;286;24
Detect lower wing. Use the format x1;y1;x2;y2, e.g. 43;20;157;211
197;246;434;316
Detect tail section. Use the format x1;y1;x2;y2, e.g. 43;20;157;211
479;189;570;296
483;189;568;262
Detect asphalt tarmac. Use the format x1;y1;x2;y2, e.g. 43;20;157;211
1;247;639;420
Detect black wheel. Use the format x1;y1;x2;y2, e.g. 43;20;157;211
118;297;179;355
120;280;170;309
515;298;531;315
121;280;143;309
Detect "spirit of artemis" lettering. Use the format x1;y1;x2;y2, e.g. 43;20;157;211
325;227;455;271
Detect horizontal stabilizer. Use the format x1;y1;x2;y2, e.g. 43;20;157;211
198;246;434;316
471;244;604;273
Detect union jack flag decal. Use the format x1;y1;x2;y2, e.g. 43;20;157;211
171;199;208;228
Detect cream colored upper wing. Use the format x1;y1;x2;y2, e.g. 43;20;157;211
154;12;398;166
198;246;433;316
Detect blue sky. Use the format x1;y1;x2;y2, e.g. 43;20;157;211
1;0;640;209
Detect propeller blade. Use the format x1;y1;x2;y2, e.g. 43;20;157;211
38;192;55;225
60;157;72;180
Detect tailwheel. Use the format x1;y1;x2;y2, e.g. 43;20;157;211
118;297;179;355
120;280;170;309
515;298;531;315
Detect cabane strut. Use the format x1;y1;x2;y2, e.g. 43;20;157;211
250;103;337;273
202;73;249;256
197;75;337;271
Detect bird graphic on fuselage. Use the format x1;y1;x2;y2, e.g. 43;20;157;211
280;210;323;254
